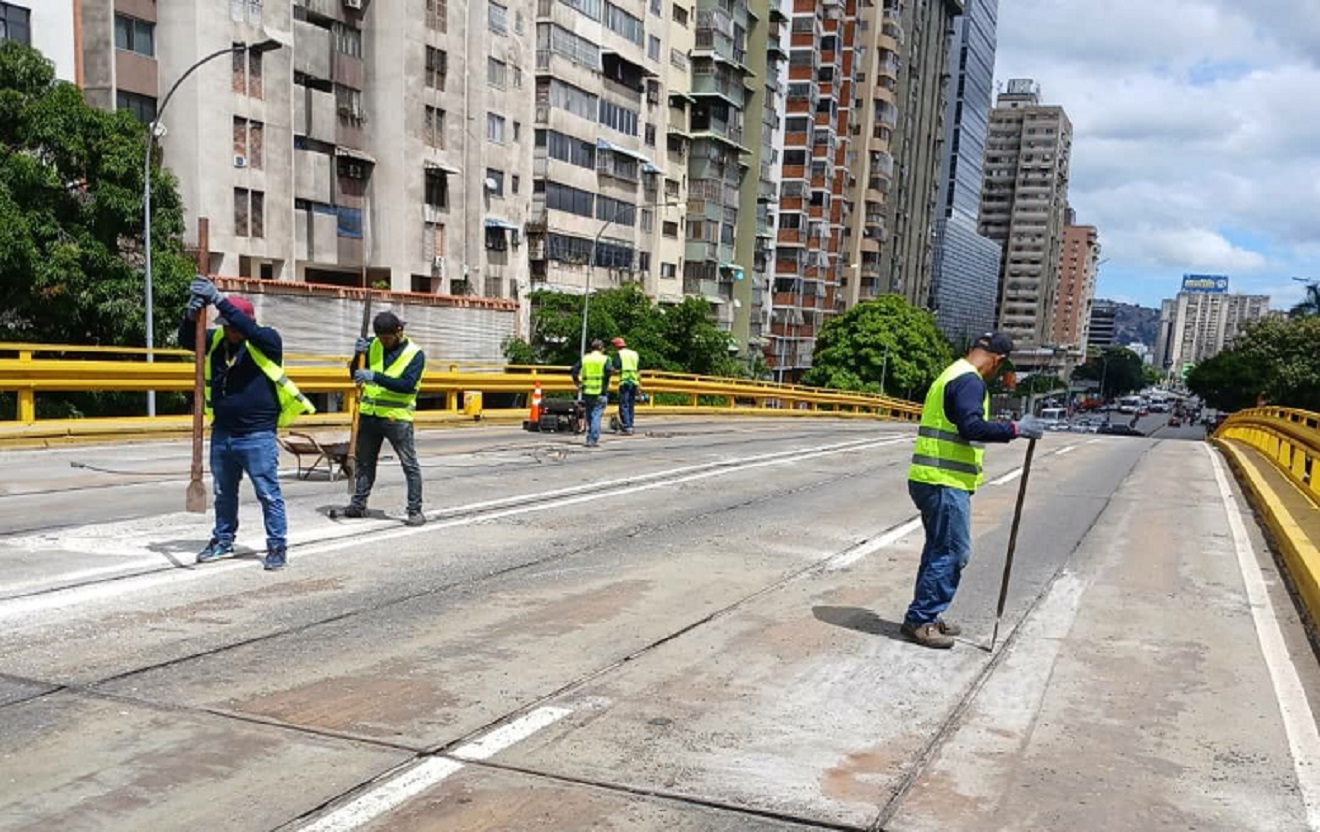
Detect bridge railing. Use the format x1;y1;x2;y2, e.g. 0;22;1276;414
0;342;921;435
1215;407;1319;503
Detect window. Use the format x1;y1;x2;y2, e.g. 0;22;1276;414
644;123;656;147
232;117;264;169
231;0;263;25
669;48;688;70
487;112;506;143
559;0;603;21
425;47;447;90
334;24;362;57
233;47;265;98
595;240;634;269
336;206;360;239
672;4;688;26
596;149;638;180
546;233;595;263
539;129;596;168
487;57;507;88
116;91;156;125
662;220;679;238
596;195;635;226
650;0;662;15
427;0;448;30
424;105;445;148
425;170;449;207
598;99;639;136
114;14;154;57
234;189;264;237
638;251;651;272
545;181;594;217
537;23;600;71
0;2;31;44
640;209;654;232
660;262;677;278
488;0;508;34
486;168;505;196
604;2;643;44
648;35;661;61
423;221;446;260
547;79;598;121
486;226;509;251
336;85;363;121
513;121;522;141
511;175;520;194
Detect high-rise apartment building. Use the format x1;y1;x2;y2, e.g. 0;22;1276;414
1087;300;1116;348
769;0;856;380
978;79;1073;351
873;0;963;308
1154;286;1271;375
3;1;78;83
929;0;1000;346
1051;223;1099;349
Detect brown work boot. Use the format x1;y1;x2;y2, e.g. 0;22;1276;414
900;621;955;649
936;618;961;637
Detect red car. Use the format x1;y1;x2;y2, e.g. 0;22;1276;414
1168;416;1182;427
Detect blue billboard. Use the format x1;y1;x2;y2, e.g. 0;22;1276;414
1182;274;1230;293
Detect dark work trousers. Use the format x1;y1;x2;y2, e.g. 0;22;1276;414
351;415;423;515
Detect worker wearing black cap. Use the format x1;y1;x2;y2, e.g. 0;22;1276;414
341;311;427;525
902;331;1043;649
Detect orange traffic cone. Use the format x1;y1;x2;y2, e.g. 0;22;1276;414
530;381;543;423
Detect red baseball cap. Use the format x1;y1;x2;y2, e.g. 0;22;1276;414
217;295;255;326
612;337;626;348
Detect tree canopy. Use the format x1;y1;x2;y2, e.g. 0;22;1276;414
1187;316;1320;412
1069;346;1145;399
503;285;748;377
0;41;194;348
801;295;953;397
1290;282;1319;319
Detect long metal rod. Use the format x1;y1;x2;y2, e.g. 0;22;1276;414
990;437;1037;651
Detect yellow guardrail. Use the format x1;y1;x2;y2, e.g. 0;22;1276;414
0;342;921;439
1214;407;1320;628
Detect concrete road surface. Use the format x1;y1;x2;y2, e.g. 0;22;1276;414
0;418;1316;831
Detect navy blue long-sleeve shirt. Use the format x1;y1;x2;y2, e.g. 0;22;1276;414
944;373;1016;443
349;338;425;394
178;297;283;435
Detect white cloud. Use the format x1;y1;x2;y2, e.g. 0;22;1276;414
993;0;1320;301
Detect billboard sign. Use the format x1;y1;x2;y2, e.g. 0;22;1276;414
1182;274;1230;294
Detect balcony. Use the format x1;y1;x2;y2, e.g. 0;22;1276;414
777;226;807;245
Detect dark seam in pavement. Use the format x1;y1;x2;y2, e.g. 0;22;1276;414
869;441;1155;832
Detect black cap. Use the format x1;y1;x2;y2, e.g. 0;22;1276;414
373;311;405;335
590;338;604;351
973;331;1014;357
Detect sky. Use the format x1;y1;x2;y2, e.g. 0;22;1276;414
993;0;1320;311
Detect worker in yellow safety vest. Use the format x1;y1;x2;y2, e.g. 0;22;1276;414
183;277;315;571
571;339;612;447
341;311;427;526
610;336;641;435
901;331;1043;649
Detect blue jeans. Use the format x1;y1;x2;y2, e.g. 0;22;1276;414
210;428;287;551
586;394;607;444
904;480;972;626
617;384;637;433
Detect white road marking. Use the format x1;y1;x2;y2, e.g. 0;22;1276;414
987;468;1023;486
0;559;165;595
0;438;908;621
296;707;572;832
451;706;573;761
1053;444;1078;456
297;758;464;832
1207;446;1320;828
827;518;923;570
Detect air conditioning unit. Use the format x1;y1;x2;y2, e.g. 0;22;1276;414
234;155;247;168
432;255;445;276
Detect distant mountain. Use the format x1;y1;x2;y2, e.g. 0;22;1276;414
1097;300;1160;349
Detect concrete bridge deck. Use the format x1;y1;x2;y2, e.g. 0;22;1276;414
0;417;1316;831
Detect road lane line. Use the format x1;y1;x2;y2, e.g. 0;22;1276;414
1207;446;1320;828
827;517;923;570
0;438;908;621
296;758;464;832
987;468;1023;486
451;706;573;761
1053;444;1078;456
296;707;572;832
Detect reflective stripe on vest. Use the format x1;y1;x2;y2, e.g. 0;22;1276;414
203;329;316;428
581;351;608;395
907;358;987;491
617;348;640;387
359;338;422;422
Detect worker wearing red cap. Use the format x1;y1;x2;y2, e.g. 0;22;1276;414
610;337;640;435
181;276;315;571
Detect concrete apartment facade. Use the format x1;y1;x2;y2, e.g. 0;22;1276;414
1087;299;1116;348
928;0;1000;346
1155;289;1272;376
2;1;79;83
873;0;962;309
978;79;1073;355
1051;223;1099;349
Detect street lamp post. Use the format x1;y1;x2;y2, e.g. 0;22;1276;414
142;39;282;416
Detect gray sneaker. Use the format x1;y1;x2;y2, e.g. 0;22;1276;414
405;511;426;527
900;621;955;649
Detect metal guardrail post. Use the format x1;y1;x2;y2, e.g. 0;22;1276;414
16;350;34;424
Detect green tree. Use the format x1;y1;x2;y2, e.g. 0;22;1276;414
1185;348;1261;412
1233;316;1320;410
0;41;194;349
1290;282;1320;319
502;285;743;376
801;295;953;397
1070;347;1144;399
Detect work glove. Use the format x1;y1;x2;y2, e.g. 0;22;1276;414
354;336;371;355
186;294;206;318
1014;414;1044;440
189;276;224;305
353;368;375;385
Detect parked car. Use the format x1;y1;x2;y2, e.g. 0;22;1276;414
1168;416;1182;427
1098;423;1145;437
